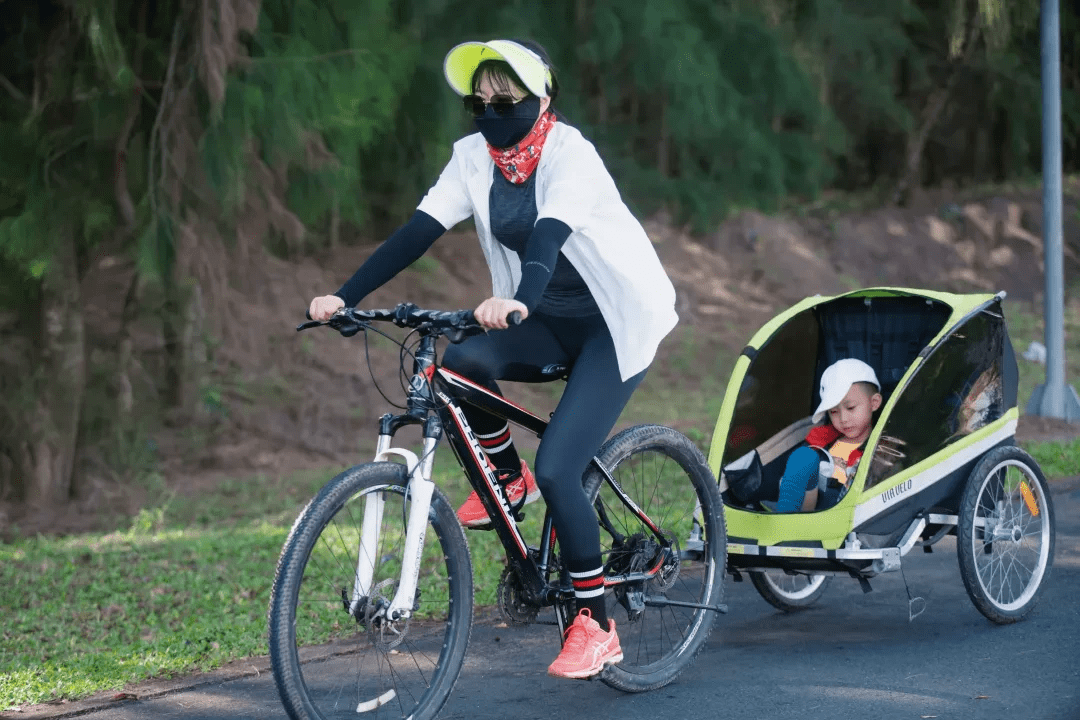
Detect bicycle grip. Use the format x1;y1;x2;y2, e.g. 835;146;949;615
507;311;522;326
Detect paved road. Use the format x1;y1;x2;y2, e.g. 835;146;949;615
38;480;1080;720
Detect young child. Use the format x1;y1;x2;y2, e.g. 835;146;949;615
771;358;883;513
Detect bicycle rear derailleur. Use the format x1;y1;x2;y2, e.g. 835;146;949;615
611;531;681;621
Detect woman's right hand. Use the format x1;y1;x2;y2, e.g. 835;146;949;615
309;295;345;321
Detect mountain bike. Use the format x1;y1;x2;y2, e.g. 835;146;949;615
267;303;727;720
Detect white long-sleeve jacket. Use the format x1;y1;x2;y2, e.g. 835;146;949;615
417;122;678;381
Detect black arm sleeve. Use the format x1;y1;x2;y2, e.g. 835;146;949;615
513;217;573;313
333;210;447;308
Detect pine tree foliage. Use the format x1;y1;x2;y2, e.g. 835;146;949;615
562;0;826;221
1;0;1078;506
0;0;126;291
782;0;921;182
201;0;416;236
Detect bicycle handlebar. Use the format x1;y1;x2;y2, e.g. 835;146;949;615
298;303;521;342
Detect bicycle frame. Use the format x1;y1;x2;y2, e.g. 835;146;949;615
348;330;676;634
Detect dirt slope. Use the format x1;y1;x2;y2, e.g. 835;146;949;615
227;184;1078;459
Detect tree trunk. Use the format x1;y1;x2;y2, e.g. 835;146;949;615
162;273;184;409
990;104;1009;181
893;18;981;206
116;272;139;419
162;276;207;414
113;0;145;422
657;92;670;177
894;82;957;205
18;228;86;507
328;192;340;250
181;281;207;414
575;0;607;124
113;0;147;233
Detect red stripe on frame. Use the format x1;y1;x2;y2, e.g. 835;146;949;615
572;576;605;589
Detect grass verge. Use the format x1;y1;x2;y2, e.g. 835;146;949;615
0;454;542;710
1025;437;1080;478
1;518;287;708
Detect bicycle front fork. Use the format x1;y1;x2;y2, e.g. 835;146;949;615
349;431;440;622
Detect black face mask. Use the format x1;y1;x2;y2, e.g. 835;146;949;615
474;97;543;148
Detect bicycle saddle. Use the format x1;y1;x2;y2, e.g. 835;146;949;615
540;363;571;380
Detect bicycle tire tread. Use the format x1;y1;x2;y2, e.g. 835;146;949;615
583;424;725;693
267;462;474;720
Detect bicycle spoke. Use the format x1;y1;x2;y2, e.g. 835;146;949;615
583;426;724;692
269;465;471;719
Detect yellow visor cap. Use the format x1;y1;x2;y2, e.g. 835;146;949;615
443;40;552;98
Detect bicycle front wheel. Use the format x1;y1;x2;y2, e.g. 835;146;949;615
582;424;726;693
268;462;473;720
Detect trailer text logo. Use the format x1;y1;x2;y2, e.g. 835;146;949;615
880;478;913;505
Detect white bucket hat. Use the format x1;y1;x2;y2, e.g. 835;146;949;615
812;358;880;424
443;40;552;98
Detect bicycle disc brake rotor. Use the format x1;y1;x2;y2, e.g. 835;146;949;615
343;578;411;651
497;566;539;625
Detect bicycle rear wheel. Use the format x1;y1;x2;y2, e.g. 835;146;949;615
581;424;725;692
268;462;473;720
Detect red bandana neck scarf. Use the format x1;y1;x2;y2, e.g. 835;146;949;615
488;111;556;184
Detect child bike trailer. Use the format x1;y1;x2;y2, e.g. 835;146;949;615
707;287;1054;624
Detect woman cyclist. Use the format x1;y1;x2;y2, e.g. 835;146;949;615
308;38;678;679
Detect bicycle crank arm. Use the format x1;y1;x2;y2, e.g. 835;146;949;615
644;596;729;613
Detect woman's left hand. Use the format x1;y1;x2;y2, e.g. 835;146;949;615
474;297;528;330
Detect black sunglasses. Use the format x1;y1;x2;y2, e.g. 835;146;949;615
463;94;528;118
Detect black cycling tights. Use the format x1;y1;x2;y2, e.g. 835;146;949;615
441;311;646;579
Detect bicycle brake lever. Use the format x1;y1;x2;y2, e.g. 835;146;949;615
297;308;322;331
